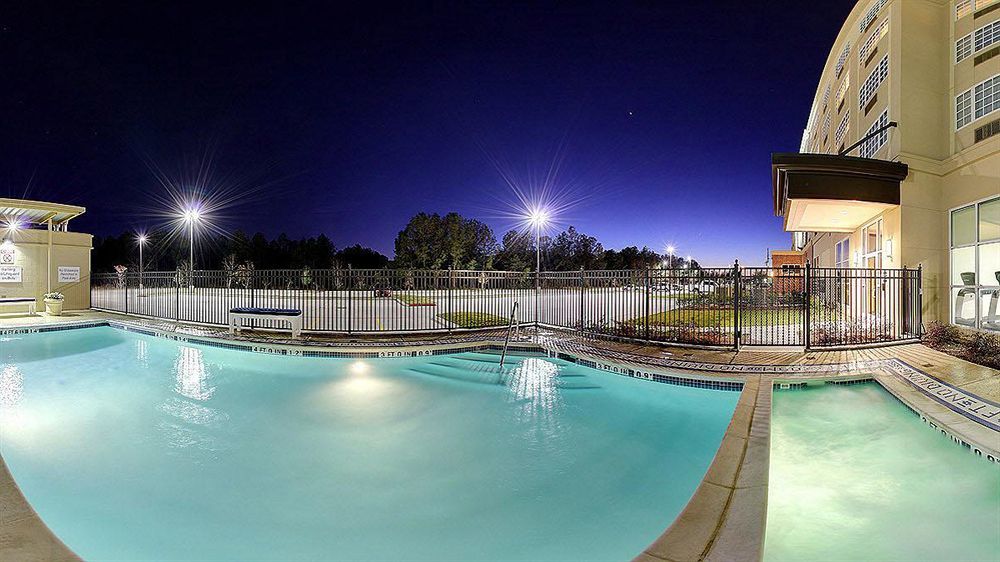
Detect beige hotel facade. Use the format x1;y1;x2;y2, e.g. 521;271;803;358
772;0;1000;333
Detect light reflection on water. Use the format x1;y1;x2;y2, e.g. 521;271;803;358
504;358;566;452
173;346;214;401
161;346;226;455
0;364;23;407
135;339;149;368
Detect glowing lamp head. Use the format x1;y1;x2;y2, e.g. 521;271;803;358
137;233;148;245
182;208;201;223
6;219;22;233
528;208;549;228
666;245;675;255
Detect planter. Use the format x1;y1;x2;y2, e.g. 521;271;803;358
44;298;64;316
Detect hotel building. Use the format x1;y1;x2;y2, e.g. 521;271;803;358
772;0;1000;333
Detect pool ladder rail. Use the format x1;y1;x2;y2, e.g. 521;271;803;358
498;301;520;369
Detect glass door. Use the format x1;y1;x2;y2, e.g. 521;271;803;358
862;219;883;312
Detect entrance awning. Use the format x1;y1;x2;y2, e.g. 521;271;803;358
772;153;908;233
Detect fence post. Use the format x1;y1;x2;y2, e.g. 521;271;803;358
804;263;811;350
644;268;651;342
347;265;353;334
579;267;585;334
174;273;179;322
124;272;129;315
447;267;454;334
733;260;741;351
917;264;924;337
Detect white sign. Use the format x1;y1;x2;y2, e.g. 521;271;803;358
0;246;14;265
0;266;22;283
58;266;81;283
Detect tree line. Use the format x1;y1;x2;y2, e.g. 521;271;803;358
93;211;696;273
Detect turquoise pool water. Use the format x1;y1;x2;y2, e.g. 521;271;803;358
765;383;1000;561
0;327;739;561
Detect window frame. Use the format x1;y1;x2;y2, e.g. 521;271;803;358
957;33;973;63
949;194;1000;332
859;110;889;159
859;55;888;110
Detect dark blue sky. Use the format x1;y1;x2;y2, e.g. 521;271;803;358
3;1;855;266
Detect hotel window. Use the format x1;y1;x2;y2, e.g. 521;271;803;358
957;89;973;128
974;21;1000;52
822;114;831;146
835;43;851;79
822;85;830;113
860;20;889;63
859;110;889;158
835;238;851;268
950;196;1000;332
859;55;888;110
957;0;973;20
835;73;850;111
859;0;888;32
974;74;1000;119
957;34;973;63
835;110;850;148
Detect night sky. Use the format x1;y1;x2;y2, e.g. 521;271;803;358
3;1;855;266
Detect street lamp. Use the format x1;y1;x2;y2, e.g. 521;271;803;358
136;233;147;290
666;245;676;268
527;208;549;325
182;207;201;288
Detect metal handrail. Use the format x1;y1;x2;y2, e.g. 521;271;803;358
499;301;519;369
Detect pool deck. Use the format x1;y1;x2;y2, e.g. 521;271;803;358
1;310;997;562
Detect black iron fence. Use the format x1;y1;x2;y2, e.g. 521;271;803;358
91;264;922;349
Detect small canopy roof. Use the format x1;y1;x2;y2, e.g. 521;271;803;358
772;153;908;233
0;198;86;226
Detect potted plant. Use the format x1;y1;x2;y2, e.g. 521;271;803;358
43;292;64;316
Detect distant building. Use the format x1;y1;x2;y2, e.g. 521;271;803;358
0;198;92;311
771;0;999;333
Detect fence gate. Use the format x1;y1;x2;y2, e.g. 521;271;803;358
737;266;806;346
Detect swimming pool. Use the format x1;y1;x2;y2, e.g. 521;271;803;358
0;326;739;561
765;382;1000;561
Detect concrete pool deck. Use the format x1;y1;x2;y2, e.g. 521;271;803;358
0;311;996;561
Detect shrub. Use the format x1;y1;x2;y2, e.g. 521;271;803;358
922;321;960;348
969;332;1000;369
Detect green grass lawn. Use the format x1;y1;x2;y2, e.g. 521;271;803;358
650;292;705;302
395;293;437;306
438;311;509;328
639;303;835;328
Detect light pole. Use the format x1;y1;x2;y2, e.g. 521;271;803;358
666;245;676;268
137;233;147;290
183;208;201;289
528;208;549;326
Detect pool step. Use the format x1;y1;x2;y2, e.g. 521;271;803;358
554;382;601;390
406;363;503;386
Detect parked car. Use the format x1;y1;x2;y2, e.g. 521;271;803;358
691;280;718;294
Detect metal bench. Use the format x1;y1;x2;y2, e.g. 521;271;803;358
229;307;303;338
0;297;37;316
